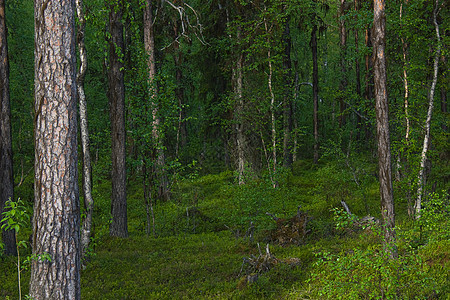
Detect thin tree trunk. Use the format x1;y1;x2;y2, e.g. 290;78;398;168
415;0;441;218
311;23;319;164
282;16;293;167
399;0;413;216
0;0;16;256
263;18;277;187
364;22;374;141
173;21;187;158
373;0;396;259
234;51;245;185
30;0;81;298
108;0;128;238
76;0;94;260
354;0;362;139
338;0;348;127
440;54;447;131
144;0;170;201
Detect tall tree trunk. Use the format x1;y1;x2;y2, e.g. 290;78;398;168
373;0;396;259
282;16;293;167
173;21;187;158
399;0;413;216
264;18;277;187
0;0;16;256
440;54;447;131
338;0;348;127
311;23;319;164
415;0;441;218
30;0;81;298
108;0;128;238
144;0;170;201
76;0;94;260
234;50;245;185
354;0;362;139
364;22;374;141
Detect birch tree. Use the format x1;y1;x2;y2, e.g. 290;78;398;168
415;0;442;218
76;0;94;258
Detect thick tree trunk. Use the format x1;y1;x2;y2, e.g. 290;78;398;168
76;0;94;260
30;0;81;298
108;0;128;238
311;24;319;164
373;0;396;259
415;0;441;218
0;0;16;256
144;0;170;201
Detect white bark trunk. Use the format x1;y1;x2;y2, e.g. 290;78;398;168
76;0;94;260
415;0;441;218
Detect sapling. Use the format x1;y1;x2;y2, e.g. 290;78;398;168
1;198;51;300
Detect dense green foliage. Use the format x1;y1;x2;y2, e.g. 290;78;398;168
0;0;449;298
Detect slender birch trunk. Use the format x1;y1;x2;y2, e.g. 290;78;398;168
264;18;277;187
76;0;94;260
415;0;441;218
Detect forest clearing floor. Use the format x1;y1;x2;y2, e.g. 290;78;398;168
1;159;449;299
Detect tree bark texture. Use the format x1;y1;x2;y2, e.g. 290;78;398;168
373;0;396;259
76;0;93;259
30;0;81;298
0;0;16;256
311;23;319;164
234;51;245;185
108;0;128;238
144;0;170;201
415;0;441;218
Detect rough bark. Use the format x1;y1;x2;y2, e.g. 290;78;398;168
144;0;170;201
373;0;396;258
108;0;128;238
311;23;319;164
0;0;16;256
30;0;81;298
415;0;441;218
75;0;93;260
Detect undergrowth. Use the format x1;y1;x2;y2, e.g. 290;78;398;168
0;159;448;299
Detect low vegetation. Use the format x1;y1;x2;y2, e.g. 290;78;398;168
1;158;449;299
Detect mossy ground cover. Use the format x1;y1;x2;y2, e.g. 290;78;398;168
1;160;449;299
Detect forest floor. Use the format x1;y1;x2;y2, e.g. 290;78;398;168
1;159;449;299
